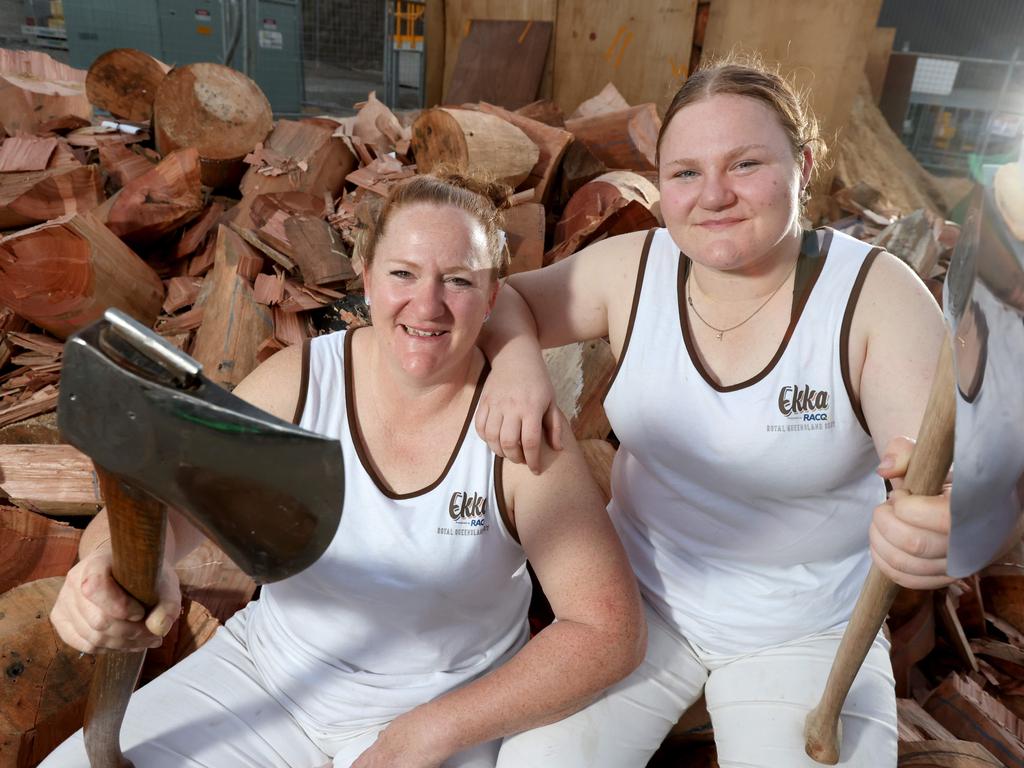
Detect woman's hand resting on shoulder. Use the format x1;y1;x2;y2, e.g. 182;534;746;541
870;436;954;590
50;541;182;654
475;345;563;474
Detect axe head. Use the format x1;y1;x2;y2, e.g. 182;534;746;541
944;168;1024;577
58;309;343;584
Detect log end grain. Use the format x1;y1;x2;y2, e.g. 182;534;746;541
411;108;471;175
86;48;170;123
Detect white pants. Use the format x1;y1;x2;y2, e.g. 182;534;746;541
498;604;897;767
39;616;499;768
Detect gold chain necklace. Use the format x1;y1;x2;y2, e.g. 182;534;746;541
686;259;798;341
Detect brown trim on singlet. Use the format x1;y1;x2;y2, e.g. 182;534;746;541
678;228;831;392
291;337;313;424
840;246;884;436
493;456;520;544
604;228;657;394
344;328;489;500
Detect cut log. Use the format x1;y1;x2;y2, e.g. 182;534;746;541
268;215;355;286
175;201;225;259
191;225;275;388
568;82;631;121
898;739;1005;767
139;596;219;686
97;142;156;189
0;49;91;135
0;136;58;172
153;63;274;189
0;211;164;339
549;171;660;264
239;119;356;205
411;108;540;188
162;275;204;314
502;202;545;275
93;147;204;245
543;339;615;440
0;577;96;767
557;139;609;207
924;673;1024;768
85;48;170;122
0;165;104;230
478;102;573;203
565;103;661;172
0;505;82;593
516;99;565;127
0;444;101;517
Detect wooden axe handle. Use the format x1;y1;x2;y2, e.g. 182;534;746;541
804;337;955;764
83;468;166;768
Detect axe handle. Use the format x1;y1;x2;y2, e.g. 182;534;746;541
83;468;166;768
805;337;955;765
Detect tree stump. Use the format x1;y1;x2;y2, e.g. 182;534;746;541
153;63;273;190
411;108;540;188
86;48;171;123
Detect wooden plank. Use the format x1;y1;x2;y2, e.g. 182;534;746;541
447;20;553;109
552;0;698;117
443;0;556;102
0;444;102;516
702;0;884;184
865;26;896;105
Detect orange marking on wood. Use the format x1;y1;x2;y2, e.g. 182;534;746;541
603;26;626;62
669;55;686;78
604;26;633;69
614;31;634;69
518;20;533;44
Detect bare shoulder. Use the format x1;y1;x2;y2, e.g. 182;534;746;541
231;342;305;421
856;251;944;337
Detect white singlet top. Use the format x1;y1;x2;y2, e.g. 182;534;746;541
245;329;531;731
604;227;887;655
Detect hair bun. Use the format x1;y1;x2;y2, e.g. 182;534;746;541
431;167;514;211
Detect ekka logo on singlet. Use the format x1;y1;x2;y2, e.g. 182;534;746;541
766;384;836;433
436;491;490;536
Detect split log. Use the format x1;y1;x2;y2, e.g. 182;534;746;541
0;136;58;172
543;339;615;440
85;48;170;122
898;740;1005;766
239;119;356;205
175;201;225;259
0;444;101;517
345;155;417;197
411;108;540;188
924;673;1024;768
557;140;609;206
0;577;96;767
154;63;274;189
94;147;204;245
548;171;660;264
516;99;565;127
260;215;355;286
478;102;573;203
0;386;59;430
873;208;945;280
568;82;631;121
97;142;156;189
0;211;163;339
64;124;149;149
0;505;81;593
898;698;958;741
981;564;1024;636
564;103;661;172
162;275;204;314
502;202;545;275
191;226;275;388
350;91;410;155
0;165;103;230
0;49;91;135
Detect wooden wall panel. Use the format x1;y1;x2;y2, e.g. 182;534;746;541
442;0;557;103
552;0;698;116
702;0;884;178
865;26;897;105
425;0;446;107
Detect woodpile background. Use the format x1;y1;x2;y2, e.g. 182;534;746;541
0;41;1013;768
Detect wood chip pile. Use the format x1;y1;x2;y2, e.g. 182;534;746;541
0;47;1009;768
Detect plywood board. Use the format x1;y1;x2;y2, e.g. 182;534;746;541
552;0;698;117
447;20;553;108
702;0;884;172
443;0;556;102
865;26;897;104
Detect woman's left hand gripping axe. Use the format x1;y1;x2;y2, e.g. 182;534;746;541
57;308;344;768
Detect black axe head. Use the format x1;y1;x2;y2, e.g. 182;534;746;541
58;309;343;583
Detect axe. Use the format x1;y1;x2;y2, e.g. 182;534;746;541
805;173;1024;763
57;309;344;768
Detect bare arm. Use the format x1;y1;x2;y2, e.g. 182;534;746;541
354;421;646;767
476;231;647;469
50;344;306;652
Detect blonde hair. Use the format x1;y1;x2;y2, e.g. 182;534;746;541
361;171;512;274
657;55;829;185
